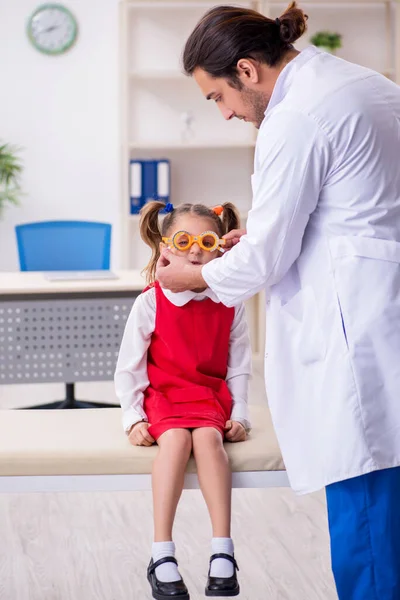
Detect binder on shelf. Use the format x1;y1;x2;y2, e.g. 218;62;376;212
129;159;170;214
156;160;170;204
129;160;142;213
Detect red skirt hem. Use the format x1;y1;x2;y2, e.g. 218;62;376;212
149;418;225;441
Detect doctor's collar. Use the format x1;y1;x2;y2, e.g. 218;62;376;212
264;45;321;116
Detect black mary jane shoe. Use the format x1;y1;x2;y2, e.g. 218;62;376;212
205;553;240;597
147;557;190;600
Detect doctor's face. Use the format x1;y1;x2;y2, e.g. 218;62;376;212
194;67;269;129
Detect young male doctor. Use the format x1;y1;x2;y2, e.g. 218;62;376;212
156;3;400;599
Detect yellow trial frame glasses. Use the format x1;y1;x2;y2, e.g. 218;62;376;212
162;230;226;252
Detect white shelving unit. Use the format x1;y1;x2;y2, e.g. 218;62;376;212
119;0;262;353
120;0;400;356
263;0;399;81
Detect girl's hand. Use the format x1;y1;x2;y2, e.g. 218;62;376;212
224;420;247;443
128;421;155;447
222;228;247;250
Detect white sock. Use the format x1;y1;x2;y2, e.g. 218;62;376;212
210;537;235;578
152;541;182;583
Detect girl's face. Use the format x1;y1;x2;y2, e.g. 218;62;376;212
161;214;222;266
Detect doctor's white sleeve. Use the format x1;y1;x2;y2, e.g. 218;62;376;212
114;288;155;433
202;109;332;306
226;303;252;431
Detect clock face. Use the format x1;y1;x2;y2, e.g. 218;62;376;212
27;4;78;55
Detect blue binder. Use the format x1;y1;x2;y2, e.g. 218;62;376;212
130;159;170;214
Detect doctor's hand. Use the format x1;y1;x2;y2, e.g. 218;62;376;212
222;228;247;250
224;420;247;443
156;249;206;293
128;421;155;446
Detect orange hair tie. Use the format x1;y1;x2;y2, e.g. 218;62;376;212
212;205;224;216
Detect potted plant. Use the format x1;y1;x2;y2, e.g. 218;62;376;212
0;142;23;215
310;31;342;54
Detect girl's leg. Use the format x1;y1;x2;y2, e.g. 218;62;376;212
153;427;193;540
191;427;231;537
151;428;192;584
192;427;236;581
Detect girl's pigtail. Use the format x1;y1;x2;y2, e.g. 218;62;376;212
221;202;241;234
139;201;166;284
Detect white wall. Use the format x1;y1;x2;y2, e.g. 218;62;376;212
0;0;120;271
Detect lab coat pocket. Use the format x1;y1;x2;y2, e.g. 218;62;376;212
279;286;327;365
328;236;400;435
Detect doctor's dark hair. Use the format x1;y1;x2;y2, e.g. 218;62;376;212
183;2;308;87
139;201;240;284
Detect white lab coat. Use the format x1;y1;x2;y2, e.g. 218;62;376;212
202;46;400;494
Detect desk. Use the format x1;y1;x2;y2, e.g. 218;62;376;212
0;271;143;386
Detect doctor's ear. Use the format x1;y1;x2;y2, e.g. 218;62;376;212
236;58;260;84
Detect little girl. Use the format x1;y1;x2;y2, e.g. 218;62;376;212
114;201;251;600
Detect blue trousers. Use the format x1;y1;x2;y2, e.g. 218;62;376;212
326;467;400;600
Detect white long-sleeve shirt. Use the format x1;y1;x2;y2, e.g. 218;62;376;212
114;285;252;434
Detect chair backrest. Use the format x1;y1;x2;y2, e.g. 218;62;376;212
15;220;112;271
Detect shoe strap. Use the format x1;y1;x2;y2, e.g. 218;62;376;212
209;553;239;571
148;556;178;575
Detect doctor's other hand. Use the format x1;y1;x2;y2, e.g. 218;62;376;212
128;421;155;446
222;228;246;250
224;420;247;443
156;248;206;293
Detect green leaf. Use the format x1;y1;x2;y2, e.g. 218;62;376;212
310;31;342;50
0;142;23;214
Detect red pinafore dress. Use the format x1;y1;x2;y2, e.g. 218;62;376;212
143;282;235;440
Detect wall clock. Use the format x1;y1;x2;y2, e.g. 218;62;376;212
27;4;78;55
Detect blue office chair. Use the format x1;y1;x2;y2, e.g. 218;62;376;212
15;220;115;410
16;220;111;272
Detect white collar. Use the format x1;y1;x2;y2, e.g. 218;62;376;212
265;45;321;115
161;286;220;307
